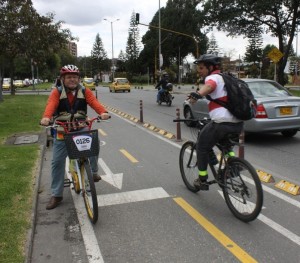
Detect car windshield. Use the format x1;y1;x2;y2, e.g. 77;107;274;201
84;78;93;83
247;81;290;98
116;79;128;84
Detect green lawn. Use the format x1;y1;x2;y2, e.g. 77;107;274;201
0;95;48;263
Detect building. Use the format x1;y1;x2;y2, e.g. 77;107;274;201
67;42;78;57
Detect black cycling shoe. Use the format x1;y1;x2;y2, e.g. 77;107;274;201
194;178;209;191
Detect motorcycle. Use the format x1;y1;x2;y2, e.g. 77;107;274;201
157;83;174;106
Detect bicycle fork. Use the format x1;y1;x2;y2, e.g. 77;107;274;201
64;159;84;194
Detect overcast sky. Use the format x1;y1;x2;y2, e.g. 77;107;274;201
31;0;279;60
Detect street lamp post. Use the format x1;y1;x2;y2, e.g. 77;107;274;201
104;18;119;81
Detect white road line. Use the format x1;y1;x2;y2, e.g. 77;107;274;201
258;214;300;246
66;160;104;263
97;187;170;207
71;191;105;263
217;190;300;246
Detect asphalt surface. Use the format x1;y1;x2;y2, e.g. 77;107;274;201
24;84;300;263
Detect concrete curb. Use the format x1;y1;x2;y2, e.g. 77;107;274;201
24;132;47;263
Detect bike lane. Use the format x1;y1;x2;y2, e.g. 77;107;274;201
29;109;300;263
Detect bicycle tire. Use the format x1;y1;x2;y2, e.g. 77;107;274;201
81;160;98;224
179;141;200;193
222;157;263;222
69;160;80;194
71;171;81;194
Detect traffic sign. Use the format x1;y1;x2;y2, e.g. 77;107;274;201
268;47;283;63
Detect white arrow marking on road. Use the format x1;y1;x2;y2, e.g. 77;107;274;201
98;158;123;189
218;191;300;246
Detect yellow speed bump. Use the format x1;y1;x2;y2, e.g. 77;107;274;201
158;129;167;135
165;133;175;139
256;170;274;183
275;180;300;196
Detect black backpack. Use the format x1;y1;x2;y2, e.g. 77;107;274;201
206;73;257;121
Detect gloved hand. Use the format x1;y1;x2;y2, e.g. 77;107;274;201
189;92;202;100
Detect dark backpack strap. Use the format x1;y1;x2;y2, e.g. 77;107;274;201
205;95;228;109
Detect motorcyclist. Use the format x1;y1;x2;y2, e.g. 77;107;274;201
155;73;169;103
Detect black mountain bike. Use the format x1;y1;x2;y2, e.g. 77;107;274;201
174;118;263;222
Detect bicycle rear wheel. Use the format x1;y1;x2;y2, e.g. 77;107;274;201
179;141;199;193
222;157;263;222
81;159;98;224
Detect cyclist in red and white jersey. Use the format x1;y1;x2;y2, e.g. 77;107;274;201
189;54;243;190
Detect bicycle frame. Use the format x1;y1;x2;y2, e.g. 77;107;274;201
53;117;100;223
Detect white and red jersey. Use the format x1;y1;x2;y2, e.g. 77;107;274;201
205;70;240;123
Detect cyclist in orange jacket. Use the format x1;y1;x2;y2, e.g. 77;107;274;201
40;64;110;210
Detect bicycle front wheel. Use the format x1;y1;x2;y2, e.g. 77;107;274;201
81;159;98;224
222;157;263;222
179;141;199;193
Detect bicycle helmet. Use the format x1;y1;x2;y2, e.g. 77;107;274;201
60;64;80;76
194;54;221;66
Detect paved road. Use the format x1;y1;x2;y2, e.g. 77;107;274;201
28;104;300;263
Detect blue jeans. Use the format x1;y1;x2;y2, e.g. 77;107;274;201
51;136;99;197
157;88;165;102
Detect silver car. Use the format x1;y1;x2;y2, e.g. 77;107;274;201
183;79;300;137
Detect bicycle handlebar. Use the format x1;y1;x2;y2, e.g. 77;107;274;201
40;115;111;133
173;117;211;123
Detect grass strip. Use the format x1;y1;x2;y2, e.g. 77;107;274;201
0;95;48;263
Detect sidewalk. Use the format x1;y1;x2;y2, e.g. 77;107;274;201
26;139;88;263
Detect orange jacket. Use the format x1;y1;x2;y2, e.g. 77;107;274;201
43;88;107;119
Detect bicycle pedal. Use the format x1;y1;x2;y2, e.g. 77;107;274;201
64;179;72;187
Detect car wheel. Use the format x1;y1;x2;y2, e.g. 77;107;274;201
183;106;196;127
128;90;131;92
281;129;298;137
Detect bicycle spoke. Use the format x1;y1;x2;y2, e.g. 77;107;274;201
223;158;263;222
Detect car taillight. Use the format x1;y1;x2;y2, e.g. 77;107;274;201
255;104;268;118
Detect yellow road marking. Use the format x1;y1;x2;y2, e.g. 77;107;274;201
120;149;139;163
173;197;257;263
98;128;107;136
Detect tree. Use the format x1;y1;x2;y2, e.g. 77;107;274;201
202;0;300;84
140;0;207;78
244;28;263;77
0;0;74;95
91;33;108;77
125;11;142;76
116;50;127;72
207;33;221;56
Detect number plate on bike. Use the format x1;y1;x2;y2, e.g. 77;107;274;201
72;134;93;151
